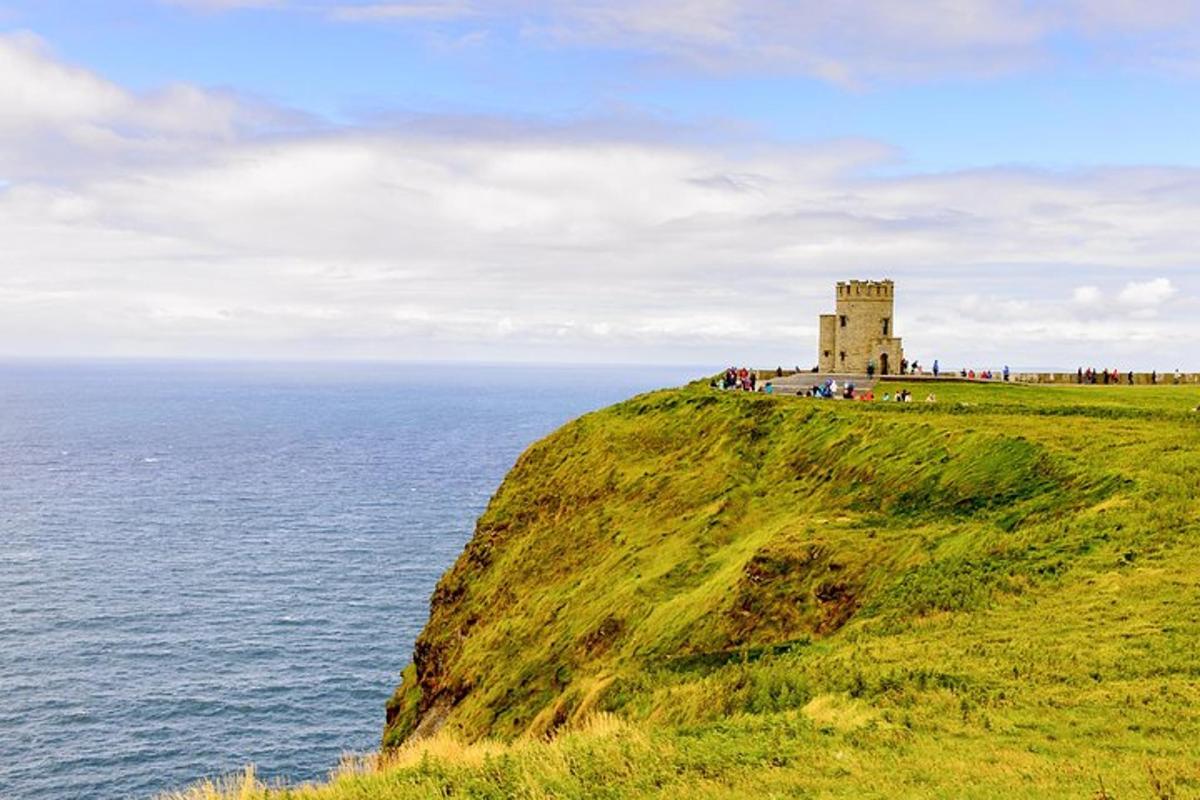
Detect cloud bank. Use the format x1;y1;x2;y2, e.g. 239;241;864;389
1;31;1197;367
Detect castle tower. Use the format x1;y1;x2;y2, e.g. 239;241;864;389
818;280;904;374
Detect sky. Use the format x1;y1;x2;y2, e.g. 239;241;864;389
1;1;1199;368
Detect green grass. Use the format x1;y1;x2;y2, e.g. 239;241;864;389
168;381;1200;799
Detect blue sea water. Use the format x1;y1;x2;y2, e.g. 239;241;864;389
0;361;700;800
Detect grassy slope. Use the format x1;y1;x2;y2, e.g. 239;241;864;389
172;382;1200;799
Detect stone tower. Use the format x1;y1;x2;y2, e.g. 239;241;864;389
818;280;904;374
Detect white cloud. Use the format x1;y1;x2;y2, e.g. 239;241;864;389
1118;277;1177;306
0;31;126;128
2;35;1199;366
1073;285;1103;307
0;31;299;183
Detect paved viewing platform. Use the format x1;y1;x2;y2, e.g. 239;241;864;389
765;371;1018;394
766;372;877;393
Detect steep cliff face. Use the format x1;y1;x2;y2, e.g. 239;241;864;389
383;383;1143;748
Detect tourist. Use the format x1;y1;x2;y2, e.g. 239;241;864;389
900;358;909;375
1127;371;1134;385
1003;365;1010;382
776;366;784;378
764;382;774;394
933;360;940;378
750;372;757;391
867;360;876;379
1175;369;1182;384
882;392;891;402
925;393;937;403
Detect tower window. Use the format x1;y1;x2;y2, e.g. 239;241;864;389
839;351;846;363
823;350;831;358
839;315;847;328
882;318;890;336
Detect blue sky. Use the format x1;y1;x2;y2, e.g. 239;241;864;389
12;0;1200;170
1;1;1199;366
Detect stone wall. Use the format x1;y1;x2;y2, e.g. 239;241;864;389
818;315;837;373
1011;372;1200;385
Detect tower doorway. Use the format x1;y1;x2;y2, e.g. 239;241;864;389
880;353;890;375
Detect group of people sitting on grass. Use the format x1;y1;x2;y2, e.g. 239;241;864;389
798;381;935;404
718;366;757;391
802;378;856;399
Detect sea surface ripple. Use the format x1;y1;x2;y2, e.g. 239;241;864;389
0;361;698;799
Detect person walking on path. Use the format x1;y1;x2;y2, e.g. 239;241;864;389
933;360;940;378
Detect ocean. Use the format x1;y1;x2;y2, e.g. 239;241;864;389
0;361;700;800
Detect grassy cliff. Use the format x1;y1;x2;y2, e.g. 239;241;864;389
174;381;1200;799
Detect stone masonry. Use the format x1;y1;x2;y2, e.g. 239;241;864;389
818;280;904;374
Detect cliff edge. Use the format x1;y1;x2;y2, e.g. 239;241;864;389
383;381;1200;763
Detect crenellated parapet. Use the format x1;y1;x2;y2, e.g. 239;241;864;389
836;279;894;300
